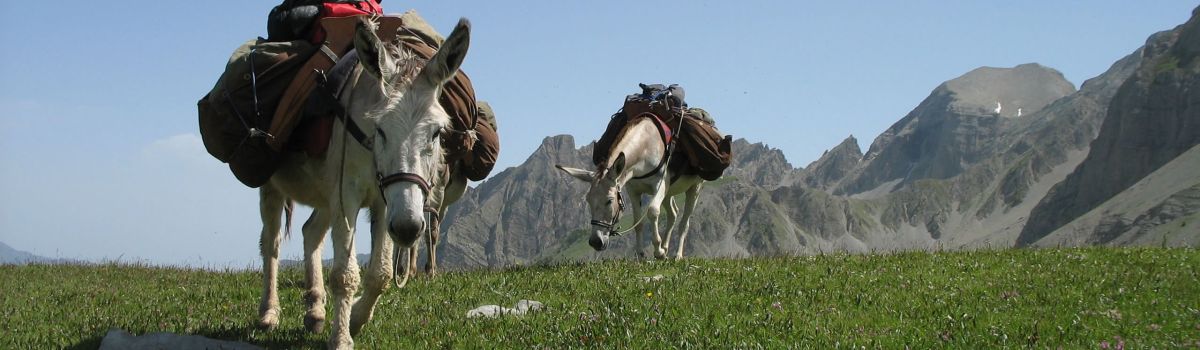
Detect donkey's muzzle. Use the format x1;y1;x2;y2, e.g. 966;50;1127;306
388;212;425;246
589;233;608;251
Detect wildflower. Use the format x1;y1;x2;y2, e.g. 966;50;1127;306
771;301;783;311
645;291;653;298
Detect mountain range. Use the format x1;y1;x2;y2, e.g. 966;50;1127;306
423;6;1200;270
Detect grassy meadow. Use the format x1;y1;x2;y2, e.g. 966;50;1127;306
2;247;1198;348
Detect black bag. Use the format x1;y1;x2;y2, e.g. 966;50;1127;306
635;83;686;109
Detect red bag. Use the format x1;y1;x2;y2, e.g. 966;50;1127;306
321;0;381;17
310;0;383;43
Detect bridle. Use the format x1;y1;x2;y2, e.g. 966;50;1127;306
377;172;431;199
590;190;626;236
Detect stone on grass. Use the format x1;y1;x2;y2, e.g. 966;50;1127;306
466;299;544;319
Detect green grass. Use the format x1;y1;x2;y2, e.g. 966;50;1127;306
3;247;1199;348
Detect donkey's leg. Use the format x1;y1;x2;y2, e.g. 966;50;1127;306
659;197;679;257
646;182;670;260
301;209;332;334
328;210;362;350
425;213;441;276
407;245;419;277
674;183;702;260
628;195;646;259
425;167;462;277
351;201;394;336
257;187;287;330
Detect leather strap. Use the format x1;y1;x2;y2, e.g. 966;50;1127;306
378;172;431;196
631;113;674;180
267;16;365;151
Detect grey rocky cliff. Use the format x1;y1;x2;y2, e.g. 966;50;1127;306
1020;7;1200;245
438;135;593;267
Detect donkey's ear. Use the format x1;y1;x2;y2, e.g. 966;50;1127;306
556;165;595;182
354;18;386;80
414;18;471;90
610;153;626;177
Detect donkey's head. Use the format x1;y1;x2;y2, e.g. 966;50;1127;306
354;17;471;245
556;153;628;251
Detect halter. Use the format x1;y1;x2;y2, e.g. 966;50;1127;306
377;172;431;197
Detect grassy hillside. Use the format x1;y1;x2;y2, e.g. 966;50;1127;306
2;247;1198;348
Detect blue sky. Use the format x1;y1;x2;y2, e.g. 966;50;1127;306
1;1;1196;268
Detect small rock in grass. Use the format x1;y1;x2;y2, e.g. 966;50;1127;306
467;299;545;319
641;274;665;282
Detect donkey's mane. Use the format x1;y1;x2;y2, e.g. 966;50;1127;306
359;16;430;125
363;46;426;123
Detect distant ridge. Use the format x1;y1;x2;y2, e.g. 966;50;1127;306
0;242;77;265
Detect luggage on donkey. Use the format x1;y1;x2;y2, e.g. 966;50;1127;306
197;39;319;187
461;101;500;181
199;2;381;188
593;83;732;181
266;0;384;43
674;107;732;181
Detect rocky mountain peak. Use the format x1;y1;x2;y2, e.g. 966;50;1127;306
800;135;863;190
941;63;1077;118
832;63;1084;196
724;139;797;188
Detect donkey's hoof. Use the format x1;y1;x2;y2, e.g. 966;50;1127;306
257;308;281;330
329;336;354;350
304;313;326;334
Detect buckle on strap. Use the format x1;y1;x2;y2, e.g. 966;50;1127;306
319;44;340;63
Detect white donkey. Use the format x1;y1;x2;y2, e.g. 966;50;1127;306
557;115;704;259
256;17;473;349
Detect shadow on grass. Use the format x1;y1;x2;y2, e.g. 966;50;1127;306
67;324;324;350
